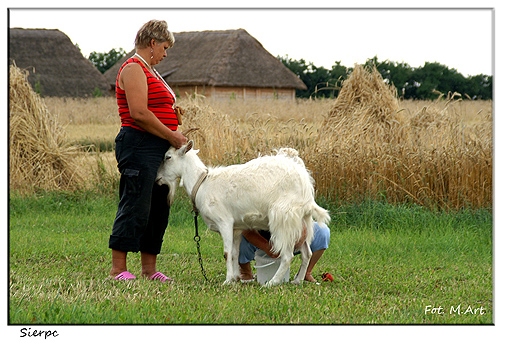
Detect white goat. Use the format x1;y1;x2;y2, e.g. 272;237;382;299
155;141;330;287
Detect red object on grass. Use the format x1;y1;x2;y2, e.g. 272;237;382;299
321;272;334;282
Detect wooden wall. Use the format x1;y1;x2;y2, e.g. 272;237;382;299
173;85;296;101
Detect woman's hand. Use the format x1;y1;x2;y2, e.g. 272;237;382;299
169;130;187;149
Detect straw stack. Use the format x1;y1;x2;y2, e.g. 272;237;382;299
306;64;492;209
9;64;81;193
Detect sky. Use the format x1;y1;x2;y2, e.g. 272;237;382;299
8;7;494;77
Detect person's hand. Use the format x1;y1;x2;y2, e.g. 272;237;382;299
266;248;279;259
170;131;187;149
242;230;279;259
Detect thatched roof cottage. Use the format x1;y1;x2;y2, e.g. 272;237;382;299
104;29;307;100
9;28;111;98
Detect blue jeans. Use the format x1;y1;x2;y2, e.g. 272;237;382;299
109;126;171;254
239;222;331;264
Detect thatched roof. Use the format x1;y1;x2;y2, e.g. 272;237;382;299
9;28;111;98
104;29;307;90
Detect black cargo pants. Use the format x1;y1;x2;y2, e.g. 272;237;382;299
109;126;172;254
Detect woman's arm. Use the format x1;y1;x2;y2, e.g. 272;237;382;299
119;63;187;149
242;230;279;258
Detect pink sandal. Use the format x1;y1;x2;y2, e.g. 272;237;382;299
149;271;172;282
114;271;136;281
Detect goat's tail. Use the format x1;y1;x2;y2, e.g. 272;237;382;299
269;203;309;256
268;201;330;256
312;202;331;226
299;202;330;248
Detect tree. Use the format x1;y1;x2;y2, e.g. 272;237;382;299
325;61;352;98
307;64;335;98
278;55;313;98
467;74;493;99
279;56;350;98
372;58;414;98
280;54;492;100
88;48;126;74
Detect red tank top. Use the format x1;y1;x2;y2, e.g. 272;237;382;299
116;57;178;131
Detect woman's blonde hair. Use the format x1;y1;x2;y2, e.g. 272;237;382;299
134;19;175;49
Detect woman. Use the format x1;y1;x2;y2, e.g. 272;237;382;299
109;20;187;281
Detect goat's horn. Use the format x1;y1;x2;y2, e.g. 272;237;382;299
182;127;200;136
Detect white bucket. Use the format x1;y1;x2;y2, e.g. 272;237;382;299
254;250;290;285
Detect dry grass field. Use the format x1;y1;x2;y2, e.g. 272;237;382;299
10;65;492;210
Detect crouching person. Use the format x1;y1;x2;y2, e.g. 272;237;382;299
239;222;331;283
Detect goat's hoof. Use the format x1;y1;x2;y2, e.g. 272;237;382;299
223;276;241;285
265;280;281;288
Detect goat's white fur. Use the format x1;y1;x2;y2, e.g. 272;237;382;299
156;141;330;287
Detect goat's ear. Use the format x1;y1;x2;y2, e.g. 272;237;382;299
186;140;194;153
179;140;194;155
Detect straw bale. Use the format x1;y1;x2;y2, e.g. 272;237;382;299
304;64;492;209
320;64;402;144
9;64;82;193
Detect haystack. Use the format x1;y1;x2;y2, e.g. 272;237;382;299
9;64;82;193
306;64;406;202
319;64;402;145
307;64;492;209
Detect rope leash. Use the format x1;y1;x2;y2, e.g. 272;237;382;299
193;209;208;282
190;170;209;282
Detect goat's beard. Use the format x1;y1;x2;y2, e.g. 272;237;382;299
164;178;179;207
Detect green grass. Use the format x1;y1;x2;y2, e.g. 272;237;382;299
9;191;493;324
71;139;115;153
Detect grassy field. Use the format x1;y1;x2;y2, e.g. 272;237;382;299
9;190;492;325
